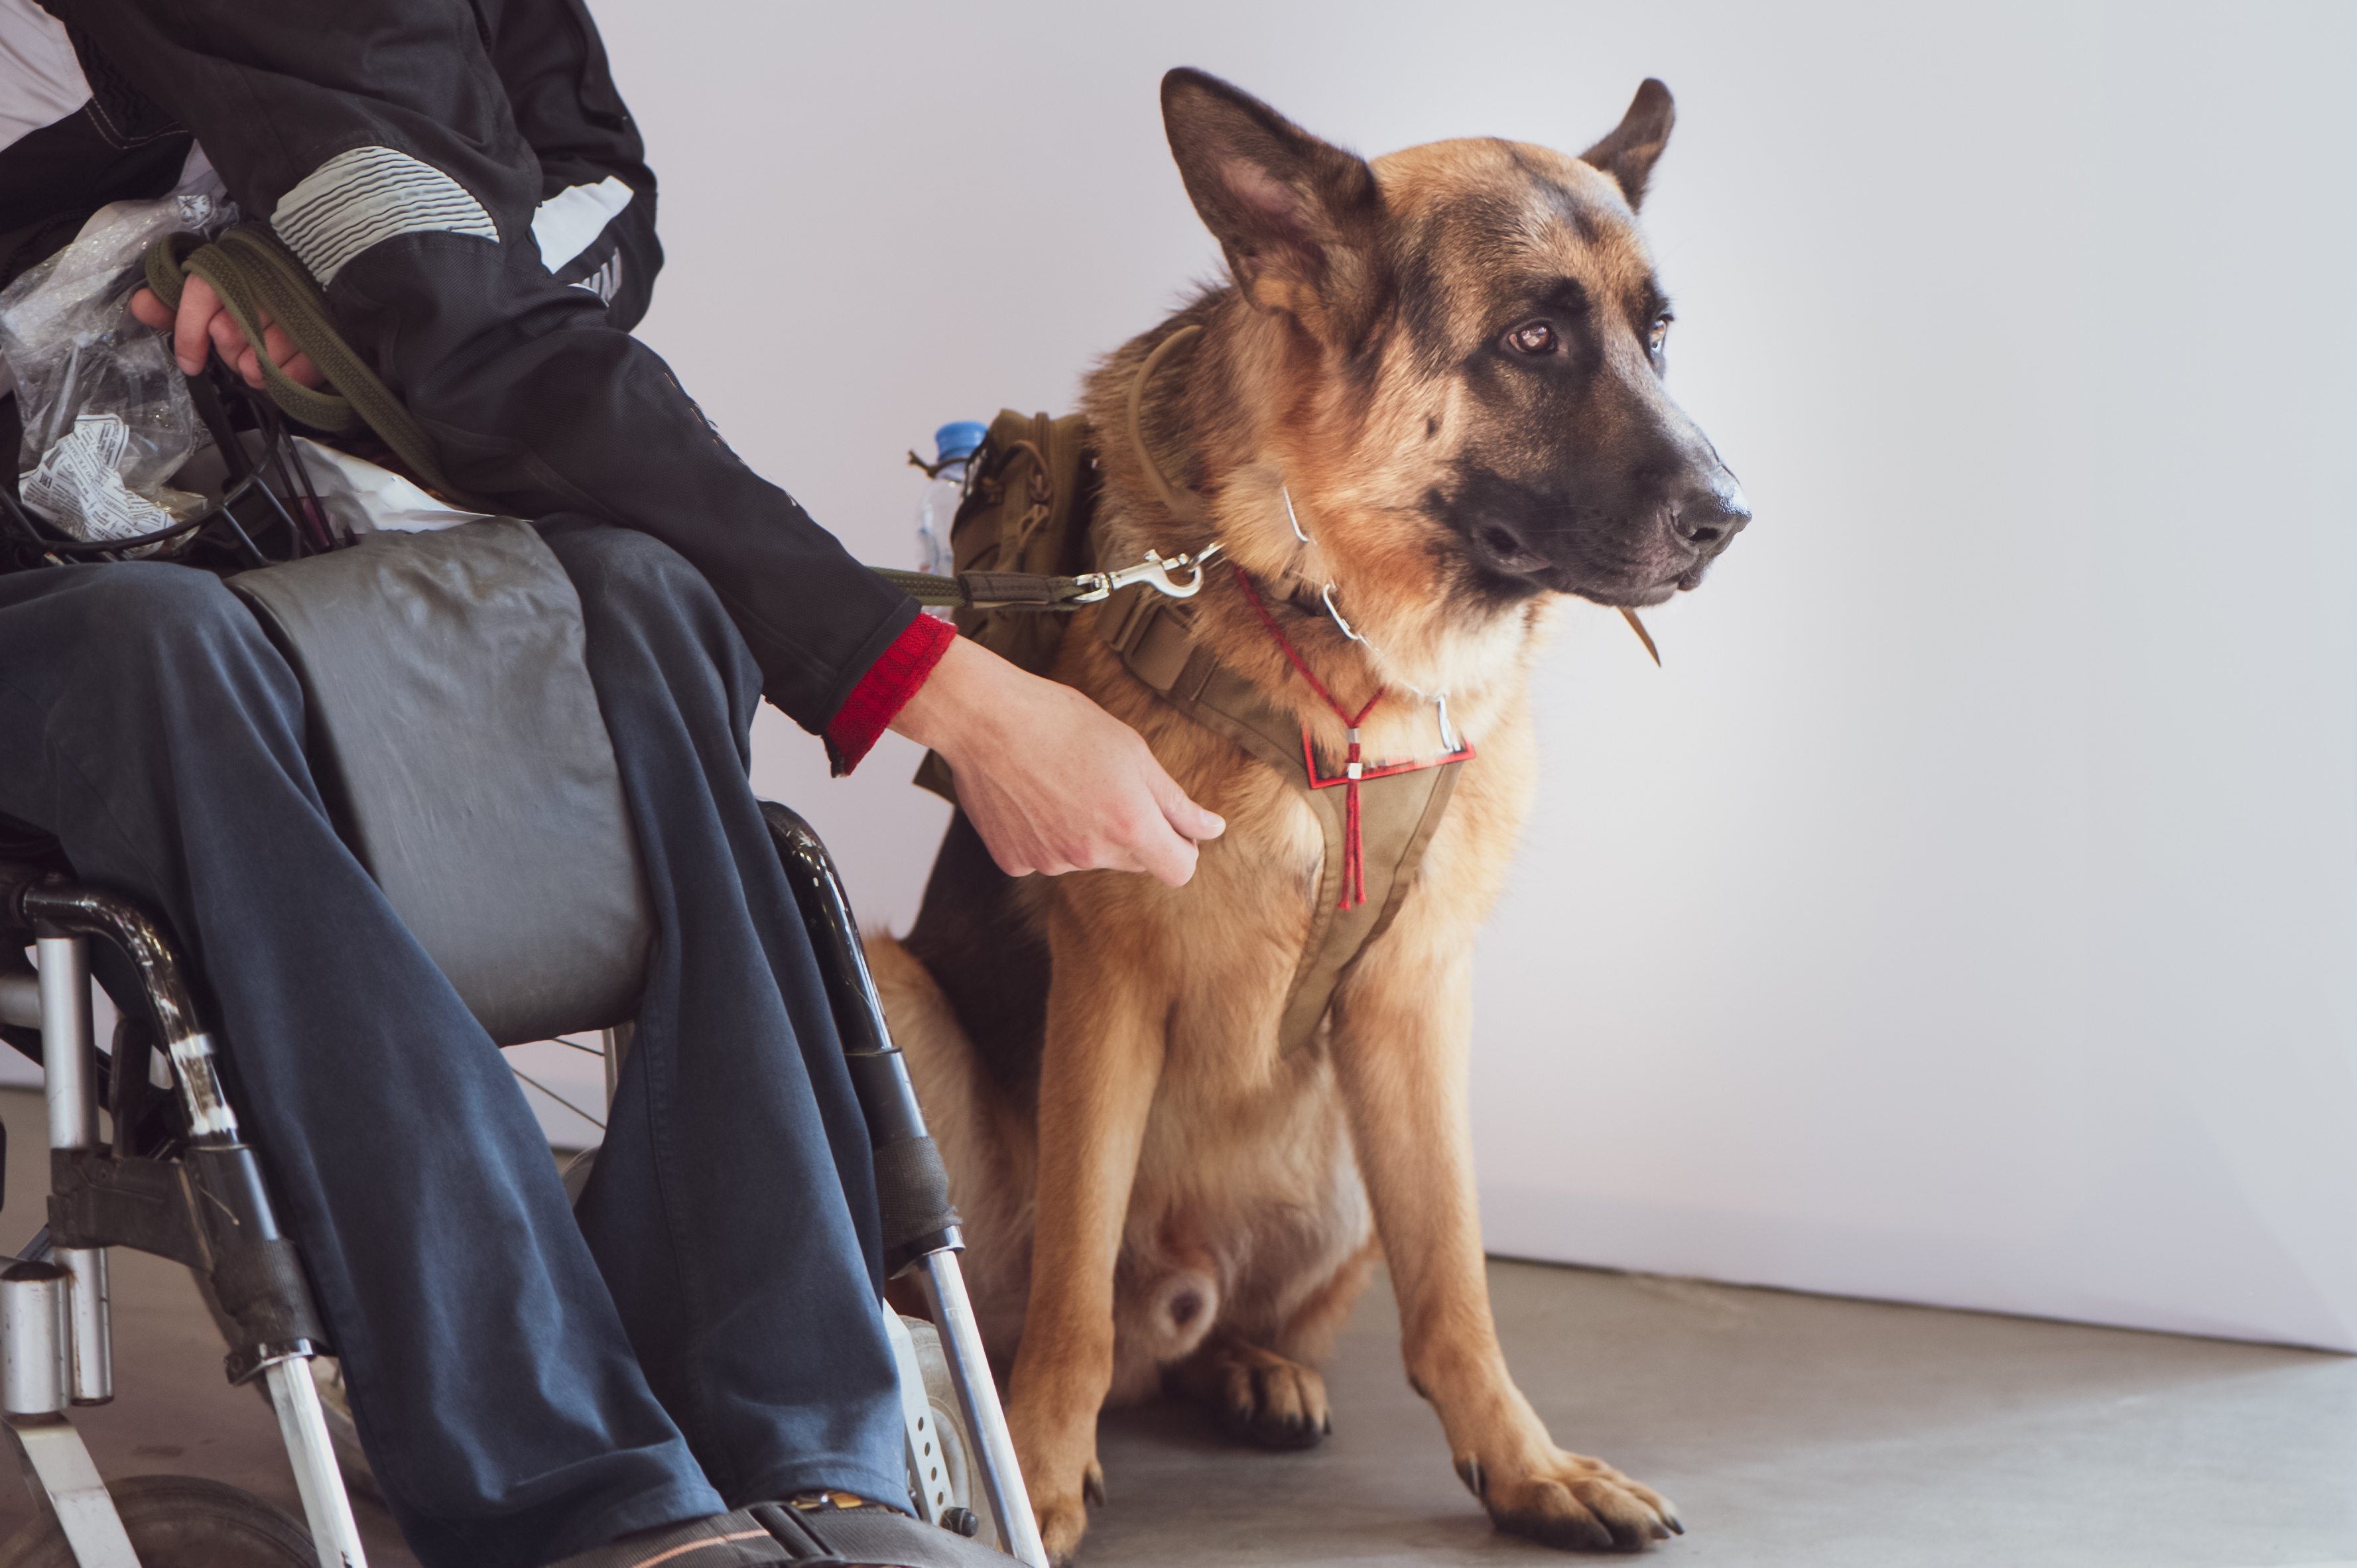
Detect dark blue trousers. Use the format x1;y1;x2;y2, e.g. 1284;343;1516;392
0;524;905;1568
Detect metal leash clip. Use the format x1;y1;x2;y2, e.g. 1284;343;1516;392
1070;540;1225;603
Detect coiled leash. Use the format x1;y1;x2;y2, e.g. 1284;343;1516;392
142;224;489;510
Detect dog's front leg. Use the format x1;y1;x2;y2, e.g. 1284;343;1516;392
1005;924;1167;1563
1331;949;1681;1552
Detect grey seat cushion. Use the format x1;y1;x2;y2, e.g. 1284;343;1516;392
228;518;653;1046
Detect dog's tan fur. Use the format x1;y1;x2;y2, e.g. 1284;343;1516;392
871;71;1744;1559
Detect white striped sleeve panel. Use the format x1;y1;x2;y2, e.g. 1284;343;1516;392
270;145;500;288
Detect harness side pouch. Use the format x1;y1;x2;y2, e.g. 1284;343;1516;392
227;518;654;1046
912;412;1098;806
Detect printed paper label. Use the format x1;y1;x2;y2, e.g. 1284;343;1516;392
21;412;176;542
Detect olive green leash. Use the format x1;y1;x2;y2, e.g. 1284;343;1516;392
143;224;485;509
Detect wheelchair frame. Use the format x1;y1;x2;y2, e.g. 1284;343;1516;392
0;807;1047;1568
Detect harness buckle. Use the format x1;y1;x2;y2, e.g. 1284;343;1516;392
1071;542;1225;604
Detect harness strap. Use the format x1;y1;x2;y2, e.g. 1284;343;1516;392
1100;579;1464;1057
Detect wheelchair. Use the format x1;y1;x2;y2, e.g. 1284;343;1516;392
0;793;1044;1568
0;225;1056;1563
0;473;1047;1568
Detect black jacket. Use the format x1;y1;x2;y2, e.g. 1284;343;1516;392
1;0;916;737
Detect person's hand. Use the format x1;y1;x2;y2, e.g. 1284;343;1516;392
891;634;1225;888
129;276;326;391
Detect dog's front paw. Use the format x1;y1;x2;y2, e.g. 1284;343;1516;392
1029;1457;1105;1565
1462;1448;1681;1553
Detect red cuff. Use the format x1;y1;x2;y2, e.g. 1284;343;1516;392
826;612;956;776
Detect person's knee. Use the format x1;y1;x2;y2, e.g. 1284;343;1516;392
539;518;708;607
535;518;762;731
52;564;283;699
56;564;256;650
539;520;739;656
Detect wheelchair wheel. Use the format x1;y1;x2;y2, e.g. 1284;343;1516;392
0;1474;314;1567
903;1316;998;1551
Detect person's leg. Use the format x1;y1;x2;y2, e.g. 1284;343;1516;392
0;563;720;1567
539;518;909;1509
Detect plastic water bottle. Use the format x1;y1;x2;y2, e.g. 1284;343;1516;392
916;421;986;577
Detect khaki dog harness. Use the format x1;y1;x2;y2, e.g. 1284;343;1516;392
1093;570;1468;1055
911;327;1476;1056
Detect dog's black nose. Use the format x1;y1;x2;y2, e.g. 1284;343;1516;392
1674;475;1750;550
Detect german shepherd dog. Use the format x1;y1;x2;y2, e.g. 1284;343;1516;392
869;68;1748;1558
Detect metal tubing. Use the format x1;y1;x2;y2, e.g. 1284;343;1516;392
267;1357;369;1568
1;1263;68;1416
761;804;895;1056
34;932;117;1410
56;1248;109;1406
5;1414;140;1567
32;930;94;1153
919;1251;1048;1568
22;882;240;1144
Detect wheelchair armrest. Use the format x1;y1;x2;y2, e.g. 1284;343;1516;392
757;802;962;1276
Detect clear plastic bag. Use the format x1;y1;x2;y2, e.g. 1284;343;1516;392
0;184;235;542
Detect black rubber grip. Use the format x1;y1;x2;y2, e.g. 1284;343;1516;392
871;1133;958;1256
208;1235;329;1351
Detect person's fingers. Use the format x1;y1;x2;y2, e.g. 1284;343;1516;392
1129;819;1201;888
889;638;1217;888
173;274;223;374
129;288;170;329
1149;768;1225;846
208;307;245;375
227;314;327;390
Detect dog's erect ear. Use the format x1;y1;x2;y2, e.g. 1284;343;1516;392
1161;68;1387;339
1579;79;1675;210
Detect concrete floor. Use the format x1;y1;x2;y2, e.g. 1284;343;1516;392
1;1085;2352;1567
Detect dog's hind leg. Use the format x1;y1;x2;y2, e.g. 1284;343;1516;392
1164;1232;1376;1449
1265;1233;1381;1370
1167;1328;1331;1450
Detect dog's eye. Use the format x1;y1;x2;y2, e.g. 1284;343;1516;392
1648;314;1673;355
1505;322;1555;355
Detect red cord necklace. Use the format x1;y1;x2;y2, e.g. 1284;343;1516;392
1234;568;1472;908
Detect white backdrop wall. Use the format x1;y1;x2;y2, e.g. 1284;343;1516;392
590;1;2357;1349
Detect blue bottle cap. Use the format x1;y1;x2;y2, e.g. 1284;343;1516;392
934;421;987;463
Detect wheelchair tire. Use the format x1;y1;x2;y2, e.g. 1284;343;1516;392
0;1473;314;1567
